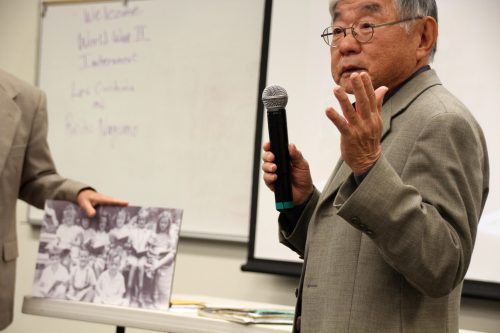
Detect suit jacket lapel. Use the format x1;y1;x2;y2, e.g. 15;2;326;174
381;69;442;140
318;70;443;206
318;160;351;203
0;86;21;175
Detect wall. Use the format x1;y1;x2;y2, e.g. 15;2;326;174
0;1;499;333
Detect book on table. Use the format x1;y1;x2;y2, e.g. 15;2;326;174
198;306;294;325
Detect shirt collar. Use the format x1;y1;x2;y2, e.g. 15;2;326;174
383;65;431;104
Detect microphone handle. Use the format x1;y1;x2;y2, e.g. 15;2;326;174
267;108;294;211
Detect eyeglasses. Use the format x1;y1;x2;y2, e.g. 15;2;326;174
321;17;423;47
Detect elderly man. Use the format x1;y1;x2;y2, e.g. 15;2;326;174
0;68;127;330
262;0;489;332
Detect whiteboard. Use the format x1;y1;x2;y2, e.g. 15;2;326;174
29;0;265;242
255;0;335;263
250;0;500;290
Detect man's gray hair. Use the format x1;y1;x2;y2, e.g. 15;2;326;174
329;0;438;60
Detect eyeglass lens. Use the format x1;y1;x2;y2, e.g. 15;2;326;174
323;22;374;46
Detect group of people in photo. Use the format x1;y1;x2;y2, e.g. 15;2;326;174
33;202;181;310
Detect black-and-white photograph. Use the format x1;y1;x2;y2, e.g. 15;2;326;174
32;200;182;310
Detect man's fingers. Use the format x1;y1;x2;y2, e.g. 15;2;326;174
351;73;371;118
326;106;350;134
262;142;277;190
262;161;276;173
263;172;277;184
288;144;309;170
333;86;357;125
360;73;378;112
91;194;128;207
262;171;276;191
374;86;389;111
80;199;97;217
288;143;303;161
105;197;129;206
262;150;275;163
77;190;128;217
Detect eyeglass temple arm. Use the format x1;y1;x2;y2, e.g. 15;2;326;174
321;16;423;38
371;16;424;29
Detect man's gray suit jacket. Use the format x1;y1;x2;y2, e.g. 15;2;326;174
0;69;87;330
279;70;489;333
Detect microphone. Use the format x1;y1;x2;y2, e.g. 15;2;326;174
262;85;294;211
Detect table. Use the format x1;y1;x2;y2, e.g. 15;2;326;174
22;294;485;333
22;294;293;333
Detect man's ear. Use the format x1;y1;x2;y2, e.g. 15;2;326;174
416;16;438;61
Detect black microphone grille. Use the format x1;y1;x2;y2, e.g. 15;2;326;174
262;85;288;110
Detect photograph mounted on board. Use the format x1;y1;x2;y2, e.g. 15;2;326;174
31;200;182;310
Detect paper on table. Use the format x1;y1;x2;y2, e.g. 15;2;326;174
198;306;294;325
168;298;207;313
